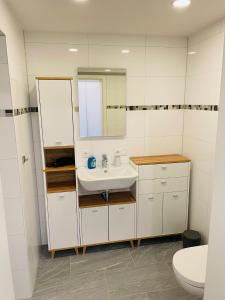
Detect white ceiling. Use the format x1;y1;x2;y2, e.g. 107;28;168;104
5;0;225;36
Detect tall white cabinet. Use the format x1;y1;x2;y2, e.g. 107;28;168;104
36;77;79;258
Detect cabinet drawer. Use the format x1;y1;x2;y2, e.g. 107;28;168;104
137;194;163;238
156;163;190;179
109;204;135;242
163;191;188;235
81;206;108;245
139;177;188;194
139;163;189;180
47;192;78;250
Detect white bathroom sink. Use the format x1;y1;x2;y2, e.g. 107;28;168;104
77;164;138;191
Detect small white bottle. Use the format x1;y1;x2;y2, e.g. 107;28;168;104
114;150;121;167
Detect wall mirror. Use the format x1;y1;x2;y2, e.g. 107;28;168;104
77;68;126;137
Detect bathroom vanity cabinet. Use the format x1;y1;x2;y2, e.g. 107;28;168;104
130;155;190;245
36;78;190;256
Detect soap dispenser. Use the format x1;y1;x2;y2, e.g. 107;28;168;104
87;155;96;169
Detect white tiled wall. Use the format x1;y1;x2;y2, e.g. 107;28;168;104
183;20;225;243
25;32;187;244
0;1;40;298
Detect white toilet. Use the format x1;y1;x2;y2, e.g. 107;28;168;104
173;245;208;297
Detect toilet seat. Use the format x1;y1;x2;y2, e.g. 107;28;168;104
173;245;208;288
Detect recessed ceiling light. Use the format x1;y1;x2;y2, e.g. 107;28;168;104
172;0;191;8
69;48;79;52
73;0;88;3
105;69;111;72
188;51;197;55
121;49;130;54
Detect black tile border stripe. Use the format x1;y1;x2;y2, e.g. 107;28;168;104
0;105;218;117
107;105;219;111
0;107;38;117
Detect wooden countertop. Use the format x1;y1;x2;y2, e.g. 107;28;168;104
130;154;191;166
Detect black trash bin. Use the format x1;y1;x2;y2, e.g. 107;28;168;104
182;230;201;248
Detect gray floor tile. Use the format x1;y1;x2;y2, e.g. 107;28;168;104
69;270;106;293
70;248;134;275
106;264;179;299
130;241;182;268
65;287;109;300
147;287;200;300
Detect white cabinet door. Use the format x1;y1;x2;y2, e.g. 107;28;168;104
109;204;135;242
163;191;188;235
47;192;78;250
38;80;74;147
137;194;163;238
81;206;108;245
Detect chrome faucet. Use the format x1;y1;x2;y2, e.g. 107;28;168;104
102;154;108;169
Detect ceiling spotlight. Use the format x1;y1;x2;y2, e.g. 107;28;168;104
69;48;79;52
188;51;197;55
172;0;191;8
105;69;111;72
73;0;88;3
121;49;130;54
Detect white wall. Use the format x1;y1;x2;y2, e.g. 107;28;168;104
0;1;40;298
25;32;187;244
182;20;225;243
0;177;15;300
204;30;225;300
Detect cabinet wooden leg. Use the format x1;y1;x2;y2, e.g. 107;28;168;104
83;246;87;255
137;239;141;247
74;247;79;256
51;250;55;259
130;240;134;249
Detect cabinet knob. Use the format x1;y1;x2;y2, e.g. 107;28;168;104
55;141;62;145
59;195;65;199
148;196;154;200
92;210;98;213
161;165;167;170
173;194;179;198
119;207;125;210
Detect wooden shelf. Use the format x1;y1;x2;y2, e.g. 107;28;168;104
44;145;74;150
130;154;190;166
47;182;76;194
79;191;136;208
43;165;76;173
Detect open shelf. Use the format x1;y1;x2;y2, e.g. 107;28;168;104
43;146;76;194
79;191;136;208
46;170;76;194
44;146;75;168
43;165;76;173
79;194;107;208
108;192;136;205
47;182;76;194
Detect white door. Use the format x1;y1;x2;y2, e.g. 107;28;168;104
38;80;74;147
47;192;78;249
109;204;135;241
81;206;108;245
163;191;188;235
137;193;163;238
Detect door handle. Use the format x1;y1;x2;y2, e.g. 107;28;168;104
22;155;29;164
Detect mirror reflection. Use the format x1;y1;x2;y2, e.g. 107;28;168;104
77;68;126;137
